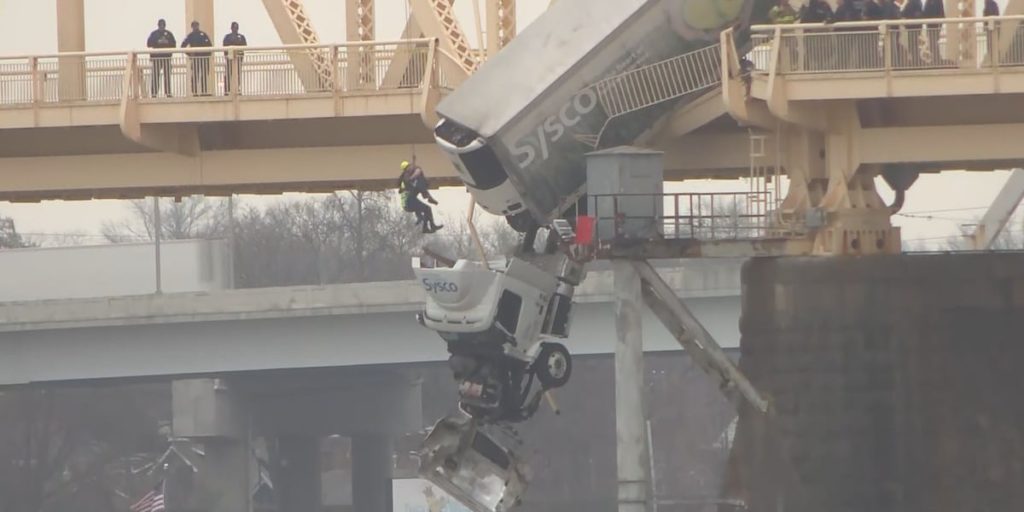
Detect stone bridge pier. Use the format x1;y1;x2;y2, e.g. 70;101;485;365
171;369;422;512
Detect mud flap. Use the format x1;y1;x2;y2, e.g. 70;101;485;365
418;414;529;512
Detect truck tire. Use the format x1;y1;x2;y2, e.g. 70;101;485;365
535;343;572;389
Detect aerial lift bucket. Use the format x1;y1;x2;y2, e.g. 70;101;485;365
418;413;530;512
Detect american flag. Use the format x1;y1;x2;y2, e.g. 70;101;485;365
130;481;166;512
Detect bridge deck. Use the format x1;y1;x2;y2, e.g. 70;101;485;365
0;40;467;200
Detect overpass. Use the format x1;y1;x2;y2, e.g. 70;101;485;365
0;259;743;386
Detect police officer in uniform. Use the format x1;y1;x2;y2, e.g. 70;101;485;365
181;21;213;96
223;22;248;94
146;19;176;97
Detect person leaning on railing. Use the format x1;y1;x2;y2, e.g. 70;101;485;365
223;22;248;95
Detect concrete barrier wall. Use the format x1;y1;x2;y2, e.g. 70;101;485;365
0;239;233;302
732;253;1024;512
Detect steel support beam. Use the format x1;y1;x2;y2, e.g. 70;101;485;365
485;0;516;56
859;123;1024;165
261;0;332;91
56;0;86;101
346;0;375;41
408;0;477;73
345;0;377;89
185;0;215;38
634;260;770;414
0;144;455;202
971;169;1024;249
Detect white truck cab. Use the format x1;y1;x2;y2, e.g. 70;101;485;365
413;256;575;363
433;123;529;221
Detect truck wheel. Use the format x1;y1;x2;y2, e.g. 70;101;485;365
535;343;572;389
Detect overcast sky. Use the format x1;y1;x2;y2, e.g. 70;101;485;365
0;0;1018;247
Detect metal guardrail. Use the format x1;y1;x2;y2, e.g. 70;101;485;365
569;44;723;149
745;15;1024;75
588;191;776;242
0;39;450;108
593;44;722;118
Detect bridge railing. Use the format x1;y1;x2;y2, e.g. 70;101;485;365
0;39;441;108
745;15;1024;75
588;191;777;242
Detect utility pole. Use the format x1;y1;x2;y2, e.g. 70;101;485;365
154;196;163;294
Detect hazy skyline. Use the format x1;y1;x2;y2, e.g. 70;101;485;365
0;0;1019;247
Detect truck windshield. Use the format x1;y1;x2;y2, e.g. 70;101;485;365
459;146;507;190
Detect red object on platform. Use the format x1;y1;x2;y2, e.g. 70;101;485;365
575;215;595;245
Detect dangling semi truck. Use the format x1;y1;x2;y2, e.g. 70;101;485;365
433;0;768;232
417;0;773;510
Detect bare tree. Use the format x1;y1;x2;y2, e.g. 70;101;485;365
95;192;526;289
0;217;33;249
25;232;92;248
0;385;167;512
938;214;1024;251
102;197;228;243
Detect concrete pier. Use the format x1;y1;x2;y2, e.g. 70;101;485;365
613;261;650;512
351;434;394;512
731;253;1024;512
277;436;322;512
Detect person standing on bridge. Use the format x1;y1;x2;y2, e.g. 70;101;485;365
398;160;443;234
833;0;865;69
147;19;176;97
983;0;1000;66
181;21;213;96
223;22;248;95
984;0;1000;16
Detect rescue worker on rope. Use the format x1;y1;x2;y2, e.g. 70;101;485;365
399;160;444;234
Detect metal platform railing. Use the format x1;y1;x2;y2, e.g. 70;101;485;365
745;15;1024;75
592;44;721;119
569;44;722;148
0;39;446;107
588;191;777;242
